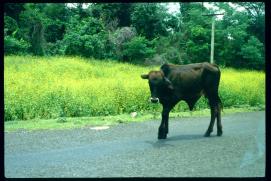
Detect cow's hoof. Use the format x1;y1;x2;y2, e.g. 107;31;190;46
158;134;167;139
204;132;211;137
217;130;223;136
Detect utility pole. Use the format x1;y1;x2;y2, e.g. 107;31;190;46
202;13;224;64
211;16;215;64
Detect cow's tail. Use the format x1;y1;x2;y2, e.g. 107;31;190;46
216;68;223;112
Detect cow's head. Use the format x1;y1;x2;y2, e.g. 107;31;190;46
141;70;174;103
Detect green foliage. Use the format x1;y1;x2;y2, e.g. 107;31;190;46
4;15;30;55
163;47;182;64
63;16;107;59
152;35;186;65
237;2;265;43
131;3;172;40
43;3;69;43
108;27;137;60
240;36;264;70
186;40;209;63
214;2;264;69
4;16;18;35
90;3;133;27
122;36;155;62
4;3;25;22
4;36;30;55
46;40;65;55
19;4;48;56
177;3;211;64
4;56;265;121
31;22;45;56
4;3;265;69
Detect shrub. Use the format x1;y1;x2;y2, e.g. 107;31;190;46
164;47;182;64
122;36;156;63
108;26;137;60
46;40;65;55
62;16;108;59
4;15;30;55
4;15;18;35
144;54;166;66
4;36;30;55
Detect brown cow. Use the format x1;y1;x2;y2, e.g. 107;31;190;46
141;62;223;139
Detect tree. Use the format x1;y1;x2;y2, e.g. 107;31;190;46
108;26;137;60
237;2;265;43
4;15;18;36
131;3;172;40
90;3;134;29
19;3;48;55
3;3;265;69
4;15;30;55
4;3;25;22
214;2;264;69
42;3;70;43
240;36;264;69
177;3;211;63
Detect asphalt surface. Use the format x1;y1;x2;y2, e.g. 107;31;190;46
5;111;265;178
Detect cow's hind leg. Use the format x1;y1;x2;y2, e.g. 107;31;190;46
204;105;216;137
216;100;223;136
203;68;222;137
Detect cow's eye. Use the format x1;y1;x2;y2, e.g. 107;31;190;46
150;78;159;84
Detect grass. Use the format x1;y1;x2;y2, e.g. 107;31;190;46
4;55;154;120
4;107;263;132
4;55;265;124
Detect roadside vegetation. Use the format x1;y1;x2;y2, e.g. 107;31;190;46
5;56;265;123
4;3;265;131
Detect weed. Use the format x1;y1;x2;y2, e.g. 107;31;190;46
4;56;265;121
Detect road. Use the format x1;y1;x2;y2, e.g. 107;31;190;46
5;111;265;178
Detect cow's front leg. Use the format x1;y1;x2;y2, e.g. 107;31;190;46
158;106;170;139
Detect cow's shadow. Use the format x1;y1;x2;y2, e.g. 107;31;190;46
145;134;212;148
167;134;207;141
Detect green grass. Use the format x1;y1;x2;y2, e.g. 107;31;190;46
4;107;263;132
4;55;265;123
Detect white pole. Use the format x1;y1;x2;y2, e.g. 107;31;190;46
210;17;215;64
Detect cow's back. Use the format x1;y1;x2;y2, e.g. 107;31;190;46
160;62;220;98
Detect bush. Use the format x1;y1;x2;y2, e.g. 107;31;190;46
4;36;30;55
46;40;65;55
62;16;108;59
4;15;30;55
122;36;155;63
144;54;166;66
164;47;182;64
4;15;18;36
108;27;137;60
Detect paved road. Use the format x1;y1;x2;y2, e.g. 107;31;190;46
5;111;265;178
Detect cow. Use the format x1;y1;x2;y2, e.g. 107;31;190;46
141;62;223;139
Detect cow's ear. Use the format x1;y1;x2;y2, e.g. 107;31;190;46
164;77;174;90
141;74;149;79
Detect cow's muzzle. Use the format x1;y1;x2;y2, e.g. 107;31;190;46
150;97;159;103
